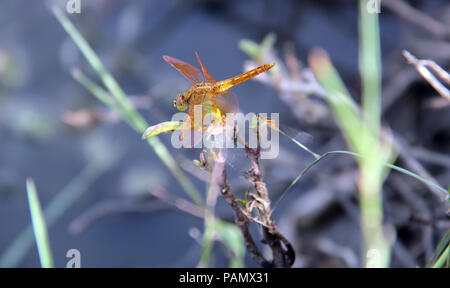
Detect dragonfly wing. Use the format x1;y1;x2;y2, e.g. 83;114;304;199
215;91;240;114
195;52;216;83
163;55;204;84
188;96;215;125
181;107;204;146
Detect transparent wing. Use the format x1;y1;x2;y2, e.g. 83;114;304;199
188;95;216;123
163;55;204;84
195;52;216;83
214;91;240;114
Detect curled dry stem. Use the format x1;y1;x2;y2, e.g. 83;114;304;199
204;118;295;267
241;118;295;267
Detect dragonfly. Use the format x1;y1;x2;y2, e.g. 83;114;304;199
163;52;275;138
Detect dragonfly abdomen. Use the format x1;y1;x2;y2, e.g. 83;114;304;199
215;62;275;92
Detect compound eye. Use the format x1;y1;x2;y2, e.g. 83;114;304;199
175;102;186;111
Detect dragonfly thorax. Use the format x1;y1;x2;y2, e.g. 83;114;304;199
174;85;212;111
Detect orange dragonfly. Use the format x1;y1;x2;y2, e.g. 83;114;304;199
163;52;275;137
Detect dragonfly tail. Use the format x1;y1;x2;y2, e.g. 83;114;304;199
215;63;275;92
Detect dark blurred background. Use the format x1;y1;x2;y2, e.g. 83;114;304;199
0;0;448;267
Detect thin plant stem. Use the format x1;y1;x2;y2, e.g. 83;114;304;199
26;179;54;268
0;158;116;268
432;245;449;268
271;149;448;215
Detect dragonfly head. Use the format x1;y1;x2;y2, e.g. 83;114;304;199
174;93;187;111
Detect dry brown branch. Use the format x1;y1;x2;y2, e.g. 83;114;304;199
402;50;450;100
391;133;447;201
242;119;295;267
247;47;447;202
68;186;206;234
382;0;450;38
68;198;171;234
390;175;434;261
150;186;205;218
277;171;359;267
382;68;419;113
210;150;272;267
177;154;211;182
63;94;166;129
243;55;330;126
62;108;119;129
411;147;450;168
200;119;296;267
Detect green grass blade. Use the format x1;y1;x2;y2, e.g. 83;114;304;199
309;50;374;156
0;151;118;268
215;220;245;268
383;163;448;198
198;217;215;268
309;17;390;265
270;151;332;214
427;232;450;268
357;2;390;267
360;0;381;137
72;70;202;206
53;7;202;206
278;128;320;159
52;7;146;132
71;69;136;130
432;245;449;268
278;123;448;201
26;179;54;268
271;150;449;214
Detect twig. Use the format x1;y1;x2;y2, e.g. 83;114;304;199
410;215;450;231
213;150;272;267
242;119;295;267
402;50;450;100
284;42;302;82
382;0;450;38
392;240;420;267
53;7;202;206
390;175;434;261
62;108;120;129
62;94;167;130
68;198;171;234
244;61;326;97
177;154;210;182
69;186;207;235
314;238;359;268
391;133;447;201
411;147;450;168
150;186;205;218
382;68;419;113
243;59;331;126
